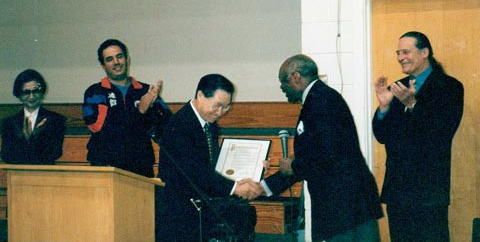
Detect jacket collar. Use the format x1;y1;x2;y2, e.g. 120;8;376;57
100;76;143;90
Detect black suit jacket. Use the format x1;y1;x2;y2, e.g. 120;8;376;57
158;102;237;241
1;107;66;164
265;81;383;241
373;68;464;207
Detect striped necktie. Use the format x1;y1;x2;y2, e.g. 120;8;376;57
204;123;215;166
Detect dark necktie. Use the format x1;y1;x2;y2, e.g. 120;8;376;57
23;116;33;139
204;123;215;166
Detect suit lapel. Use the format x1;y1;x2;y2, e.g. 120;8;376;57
29;107;49;137
184;104;220;165
414;69;438;101
299;81;324;123
184;104;210;154
295;81;321;140
35;108;48;129
13;111;26;138
185;104;205;141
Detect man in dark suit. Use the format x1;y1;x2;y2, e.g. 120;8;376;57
1;69;66;164
157;74;262;242
373;31;464;242
263;54;383;242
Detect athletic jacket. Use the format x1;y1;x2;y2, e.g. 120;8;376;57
82;76;171;177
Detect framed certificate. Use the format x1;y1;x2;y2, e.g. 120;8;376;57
215;138;271;182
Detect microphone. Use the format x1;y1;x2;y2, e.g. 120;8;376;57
278;130;289;158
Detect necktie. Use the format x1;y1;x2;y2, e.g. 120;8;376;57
204;123;215;165
23;116;33;139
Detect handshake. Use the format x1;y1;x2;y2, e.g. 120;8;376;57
233;178;265;200
231;158;293;200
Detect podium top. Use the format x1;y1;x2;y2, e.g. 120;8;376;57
0;164;164;186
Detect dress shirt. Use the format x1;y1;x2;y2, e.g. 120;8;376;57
24;108;39;131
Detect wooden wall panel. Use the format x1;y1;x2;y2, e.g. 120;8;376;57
372;1;480;241
0;102;301;130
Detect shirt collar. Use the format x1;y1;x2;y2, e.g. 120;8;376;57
190;100;207;128
302;79;319;105
411;65;432;93
24;108;39;123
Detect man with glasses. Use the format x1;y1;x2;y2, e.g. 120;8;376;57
156;74;261;242
373;31;464;242
1;69;66;164
82;39;171;177
263;54;383;242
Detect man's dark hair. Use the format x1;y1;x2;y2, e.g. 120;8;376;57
13;69;47;97
195;74;235;98
401;31;445;73
97;39;129;65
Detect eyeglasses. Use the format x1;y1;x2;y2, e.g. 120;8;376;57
20;88;43;96
211;103;231;112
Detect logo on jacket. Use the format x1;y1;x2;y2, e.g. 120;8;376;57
108;92;117;107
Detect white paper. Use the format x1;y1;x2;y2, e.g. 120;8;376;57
215;138;270;182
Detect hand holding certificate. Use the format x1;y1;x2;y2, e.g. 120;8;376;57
215;138;271;182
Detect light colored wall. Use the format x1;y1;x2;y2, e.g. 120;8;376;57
0;0;301;103
302;0;373;166
301;1;373;241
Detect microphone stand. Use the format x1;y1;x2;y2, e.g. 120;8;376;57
159;143;237;242
190;198;203;242
279;129;304;241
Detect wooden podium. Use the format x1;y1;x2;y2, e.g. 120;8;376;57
0;165;163;242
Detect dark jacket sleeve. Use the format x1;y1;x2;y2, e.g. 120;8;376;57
82;85;108;133
37;113;66;163
147;97;172;144
1;117;16;162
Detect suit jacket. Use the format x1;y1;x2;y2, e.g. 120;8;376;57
372;68;464;207
1;107;66;164
157;102;237;241
265;81;383;241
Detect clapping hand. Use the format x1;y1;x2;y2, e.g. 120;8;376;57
138;80;164;114
374;76;394;112
389;78;416;108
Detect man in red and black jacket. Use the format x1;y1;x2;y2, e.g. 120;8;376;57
82;39;171;177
